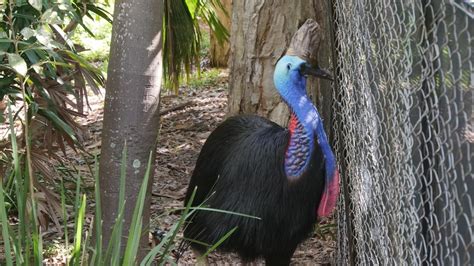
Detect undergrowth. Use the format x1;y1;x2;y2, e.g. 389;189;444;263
0;135;245;264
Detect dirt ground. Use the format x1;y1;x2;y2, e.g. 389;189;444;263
39;70;335;265
150;73;336;265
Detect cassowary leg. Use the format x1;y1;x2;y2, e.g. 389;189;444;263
192;248;209;266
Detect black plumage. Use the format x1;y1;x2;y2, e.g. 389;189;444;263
183;114;326;265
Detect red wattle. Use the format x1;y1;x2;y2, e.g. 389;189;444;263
285;113;298;157
288;113;297;135
317;169;340;217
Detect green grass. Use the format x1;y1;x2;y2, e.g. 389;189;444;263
188;68;221;89
0;140;154;265
166;67;221;92
0;117;260;265
0;1;234;264
0;128;250;264
199;27;211;58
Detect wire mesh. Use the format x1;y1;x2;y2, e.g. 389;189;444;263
332;0;473;264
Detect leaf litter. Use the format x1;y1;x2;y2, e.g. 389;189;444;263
38;70;335;265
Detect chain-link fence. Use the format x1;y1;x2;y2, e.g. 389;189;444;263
332;0;473;264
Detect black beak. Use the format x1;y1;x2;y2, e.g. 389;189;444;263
300;63;333;81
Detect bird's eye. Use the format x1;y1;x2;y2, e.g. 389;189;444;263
287;63;291;70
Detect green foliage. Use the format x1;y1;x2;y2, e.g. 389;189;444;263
71;8;112;74
0;0;111;225
0;141;254;264
314;221;337;240
163;0;229;93
187;68;220;89
122;152;152;265
190;0;229;46
0;142;153;264
198;27;211;58
0;101;41;265
0;0;240;264
0;174;13;265
70;194;86;265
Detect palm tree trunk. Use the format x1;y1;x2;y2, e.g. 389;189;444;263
98;0;163;258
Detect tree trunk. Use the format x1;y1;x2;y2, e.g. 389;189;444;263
227;0;333;130
209;0;232;67
98;0;163;259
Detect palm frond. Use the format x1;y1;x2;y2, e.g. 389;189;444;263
163;0;229;93
193;0;229;45
163;0;200;93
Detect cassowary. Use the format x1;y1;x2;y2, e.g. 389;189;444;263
183;55;339;265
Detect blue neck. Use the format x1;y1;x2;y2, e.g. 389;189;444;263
281;83;337;181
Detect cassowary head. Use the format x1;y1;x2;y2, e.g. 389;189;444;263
273;55;339;218
273;55;332;96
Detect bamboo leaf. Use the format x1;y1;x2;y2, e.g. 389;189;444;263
41;9;62;24
7;53;28;77
28;0;42;11
20;27;36;40
36;27;57;49
0;75;16;90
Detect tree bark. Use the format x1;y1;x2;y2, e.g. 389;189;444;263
98;0;163;258
209;0;232;67
227;0;333;131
